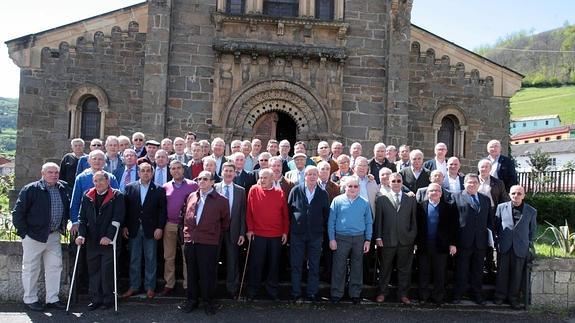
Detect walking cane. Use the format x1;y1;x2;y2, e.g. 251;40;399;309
66;242;81;314
111;221;121;313
238;235;253;301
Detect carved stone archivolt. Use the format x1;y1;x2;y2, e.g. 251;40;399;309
222;79;330;138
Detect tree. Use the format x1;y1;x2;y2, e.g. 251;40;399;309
527;148;554;194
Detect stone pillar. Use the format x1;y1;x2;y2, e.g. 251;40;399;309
249;0;263;14
217;0;226;12
299;0;315;18
334;0;344;20
385;0;413;146
141;0;172;140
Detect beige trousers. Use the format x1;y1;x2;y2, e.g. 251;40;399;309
163;222;187;289
21;232;62;304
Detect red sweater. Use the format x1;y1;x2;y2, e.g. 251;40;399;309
246;185;289;238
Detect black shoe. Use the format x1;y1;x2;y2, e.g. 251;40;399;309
510;302;523;310
87;302;102;311
204;304;216;316
306;295;318;303
291;296;302;304
268;294;280;301
493;298;504;305
475;298;485;306
46;301;66;310
178;301;198;313
434;300;444;307
419;298;428;305
25;301;44;312
245;295;254;302
330;297;340;304
100;303;113;310
352;297;361;305
451;298;461;304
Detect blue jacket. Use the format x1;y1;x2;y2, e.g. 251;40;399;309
12;179;71;242
287;184;329;238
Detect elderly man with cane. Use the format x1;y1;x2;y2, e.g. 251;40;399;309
178;171;230;315
75;171;124;311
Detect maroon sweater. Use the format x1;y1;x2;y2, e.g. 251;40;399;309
183;189;230;245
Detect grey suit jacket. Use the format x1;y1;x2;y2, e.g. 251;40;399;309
214;182;246;242
495;201;537;258
374;192;418;247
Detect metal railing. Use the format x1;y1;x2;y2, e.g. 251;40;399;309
517;169;575;193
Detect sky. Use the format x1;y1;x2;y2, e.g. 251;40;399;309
0;0;573;98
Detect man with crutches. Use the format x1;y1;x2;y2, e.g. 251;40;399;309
75;171;124;311
12;162;70;311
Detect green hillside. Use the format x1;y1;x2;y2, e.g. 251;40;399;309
510;86;575;124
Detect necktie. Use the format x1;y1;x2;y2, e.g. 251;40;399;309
224;185;230;198
124;167;132;186
395;193;401;211
157;168;163;185
472;194;480;210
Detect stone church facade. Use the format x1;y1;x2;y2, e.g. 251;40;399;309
6;0;522;191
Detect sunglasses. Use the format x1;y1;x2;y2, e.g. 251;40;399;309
347;185;359;188
391;180;402;183
91;144;102;147
259;159;269;162
198;177;211;181
133;138;144;141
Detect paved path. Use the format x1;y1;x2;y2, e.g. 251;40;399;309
0;299;572;323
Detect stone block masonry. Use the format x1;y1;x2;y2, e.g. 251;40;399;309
530;258;575;309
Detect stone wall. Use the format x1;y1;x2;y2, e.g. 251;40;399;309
13;24;146;189
407;42;510;173
0;241;70;302
530;258;575;310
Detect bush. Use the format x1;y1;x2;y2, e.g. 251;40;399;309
525;193;575;228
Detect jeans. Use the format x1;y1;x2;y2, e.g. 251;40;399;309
129;225;157;291
290;234;322;297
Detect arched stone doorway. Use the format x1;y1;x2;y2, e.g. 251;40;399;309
252;111;298;148
220;79;332;146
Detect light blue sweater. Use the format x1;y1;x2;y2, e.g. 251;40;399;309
328;194;372;241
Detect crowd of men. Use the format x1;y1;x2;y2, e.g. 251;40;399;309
12;131;537;316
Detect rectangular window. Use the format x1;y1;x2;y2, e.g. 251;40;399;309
226;0;245;14
315;0;334;20
550;158;556;166
523;122;526;127
546;120;549;125
263;0;299;17
557;136;562;140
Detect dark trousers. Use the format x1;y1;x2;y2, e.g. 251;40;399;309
454;247;486;300
379;244;414;297
185;243;218;304
418;244;448;302
290;234;322;297
86;245;114;304
495;251;526;303
248;236;282;298
331;234;364;299
219;232;240;295
321;231;333;281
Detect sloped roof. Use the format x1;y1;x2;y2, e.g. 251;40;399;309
511;124;575;140
512;138;575;156
512;115;560;122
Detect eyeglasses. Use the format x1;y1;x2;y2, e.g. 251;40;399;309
197;177;211;181
391;180;402;183
347;185;359;188
91;144;102;147
319;146;329;149
259;159;269;162
133;138;144;142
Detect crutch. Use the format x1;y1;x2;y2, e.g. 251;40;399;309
66;241;82;314
238;235;253;300
111;221;121;313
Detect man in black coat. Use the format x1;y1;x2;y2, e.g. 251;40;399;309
486;139;518;192
121;162;167;299
76;171;124;310
399;149;431;193
230;152;256;192
452;174;493;305
287;165;330;302
415;183;458;305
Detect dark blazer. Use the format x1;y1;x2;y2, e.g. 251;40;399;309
321;180;340;204
183;189;230;245
105;153;125;180
214;182;246;242
368;157;397;184
493;154;518;192
12;179;71;242
211;155;229;176
416;200;458;253
400;167;431;193
287;184;330;237
123;181;167;239
279;177;294;202
169;153;192;164
59;153;83;188
452;191;493;250
494;202;537;258
484;176;509;208
374;192;418;247
233;169;256;192
416;187;453;204
78;188;125;247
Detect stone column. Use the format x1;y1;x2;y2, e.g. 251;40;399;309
141;0;172;140
217;0;226;12
334;0;344;20
249;0;263;14
299;0;315;18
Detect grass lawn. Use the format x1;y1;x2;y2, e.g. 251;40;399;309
534;225;574;258
510;85;575;124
